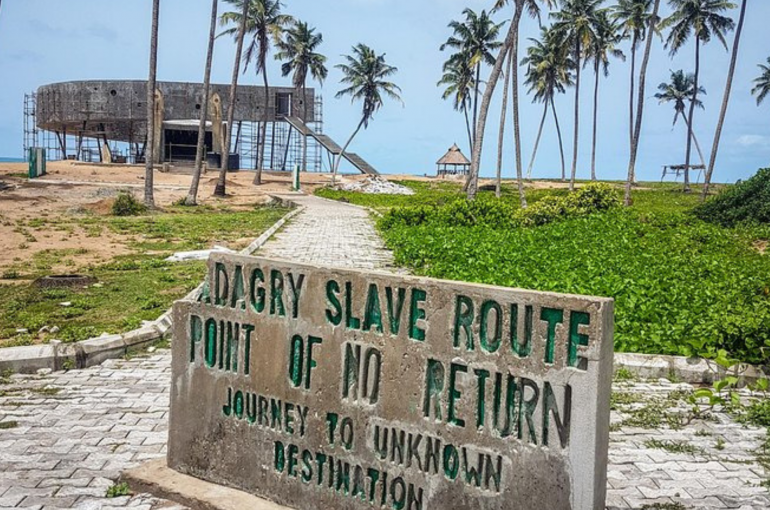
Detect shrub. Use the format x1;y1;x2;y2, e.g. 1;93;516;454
516;182;621;226
695;168;770;226
112;193;146;217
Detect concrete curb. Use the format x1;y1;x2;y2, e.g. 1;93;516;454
0;204;303;374
124;459;291;510
614;352;767;385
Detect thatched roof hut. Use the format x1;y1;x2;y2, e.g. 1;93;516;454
437;144;470;177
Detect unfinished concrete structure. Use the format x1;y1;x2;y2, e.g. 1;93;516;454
25;80;378;175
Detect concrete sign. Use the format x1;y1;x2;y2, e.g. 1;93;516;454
168;253;614;510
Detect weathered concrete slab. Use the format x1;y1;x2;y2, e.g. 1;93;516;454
125;459;292;510
168;253;614;510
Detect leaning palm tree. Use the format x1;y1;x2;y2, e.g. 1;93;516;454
703;0;747;199
522;26;574;180
624;0;662;205
661;0;736;192
186;0;219;206
655;70;708;168
613;0;660;151
586;11;625;180
214;0;250;197
438;52;476;153
551;0;605;191
492;0;557;206
144;0;160;208
275;20;328;171
440;9;503;146
331;44;402;184
220;0;292;185
752;58;770;105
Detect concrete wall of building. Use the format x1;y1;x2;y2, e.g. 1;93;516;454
35;80;317;143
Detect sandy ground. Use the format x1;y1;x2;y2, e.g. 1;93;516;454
0;161;575;278
0;161;371;277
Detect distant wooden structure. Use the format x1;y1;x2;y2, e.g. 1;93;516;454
437;144;471;177
661;164;705;183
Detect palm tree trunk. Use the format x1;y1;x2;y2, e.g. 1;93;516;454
473;65;481;145
186;0;218;206
144;0;160;208
570;38;581;191
215;0;249;197
551;97;566;181
467;36;512;200
332;117;366;184
463;104;473;154
527;102;549;179
591;59;600;181
495;53;513;198
679;112;706;168
628;36;637;153
703;0;747;199
254;67;270;185
683;40;700;193
625;0;662;206
511;6;526;208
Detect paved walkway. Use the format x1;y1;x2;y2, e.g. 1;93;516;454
0;196;768;509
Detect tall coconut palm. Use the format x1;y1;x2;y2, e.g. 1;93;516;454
655;70;708;167
551;0;605;191
186;0;219;206
495;52;513;198
661;0;736;192
220;0;292;185
144;0;160;208
624;0;662;205
752;58;770;105
587;11;625;180
703;0;747;199
214;0;250;197
275;20;328;172
493;0;558;205
522;26;574;180
438;52;476;152
613;0;660;151
331;44;402;184
440;9;503;147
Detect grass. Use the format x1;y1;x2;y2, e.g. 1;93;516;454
0;421;19;429
0;205;289;345
643;438;703;455
106;481;131;498
315;179;770;365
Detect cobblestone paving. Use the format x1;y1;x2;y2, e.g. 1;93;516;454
259;195;394;269
1;195;768;509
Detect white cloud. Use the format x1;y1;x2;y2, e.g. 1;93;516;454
736;134;770;148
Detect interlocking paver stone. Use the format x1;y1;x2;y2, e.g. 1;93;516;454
1;195;768;509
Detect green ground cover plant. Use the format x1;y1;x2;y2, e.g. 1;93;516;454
319;178;770;365
0;205;288;346
695;168;770;226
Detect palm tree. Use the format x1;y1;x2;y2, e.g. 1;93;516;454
613;0;660;151
214;0;250;197
655;70;708;168
221;0;292;185
186;0;219;206
275;20;328;172
703;0;747;199
587;11;625;180
752;58;770;105
441;9;503;147
331;44;402;183
438;53;476;152
551;0;605;191
144;0;160;208
522;26;574;180
624;0;662;206
495;52;512;198
661;0;736;192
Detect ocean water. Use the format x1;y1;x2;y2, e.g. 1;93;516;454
0;157;25;163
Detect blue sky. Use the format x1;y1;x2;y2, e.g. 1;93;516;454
0;0;768;182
